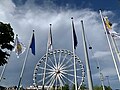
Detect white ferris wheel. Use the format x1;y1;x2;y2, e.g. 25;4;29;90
33;49;85;89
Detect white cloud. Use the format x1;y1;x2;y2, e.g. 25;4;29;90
0;0;120;89
92;51;111;58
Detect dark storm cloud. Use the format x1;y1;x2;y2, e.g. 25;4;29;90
0;0;120;89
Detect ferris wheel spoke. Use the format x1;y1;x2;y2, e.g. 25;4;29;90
58;50;62;68
62;68;81;72
61;63;74;70
55;75;58;89
37;78;43;84
48;57;56;69
53;53;58;68
43;61;55;70
38;66;54;72
60;57;72;69
48;74;57;89
51;75;57;87
37;73;53;82
58;75;64;86
59;74;66;85
44;72;55;85
58;54;67;69
37;71;54;79
61;71;82;79
45;73;56;85
61;74;75;85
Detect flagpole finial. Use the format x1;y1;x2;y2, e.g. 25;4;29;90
81;20;83;23
16;34;18;36
50;24;52;26
33;30;35;32
71;17;73;19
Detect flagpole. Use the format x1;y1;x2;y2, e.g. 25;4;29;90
0;64;7;82
0;52;12;82
99;10;120;82
42;24;52;90
110;35;120;63
81;20;94;90
17;30;35;90
71;17;77;90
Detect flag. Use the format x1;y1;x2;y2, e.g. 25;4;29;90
103;16;112;33
14;35;26;58
110;30;120;39
47;24;53;51
72;18;78;49
30;31;35;55
103;16;120;39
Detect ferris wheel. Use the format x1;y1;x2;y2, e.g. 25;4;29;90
33;49;85;89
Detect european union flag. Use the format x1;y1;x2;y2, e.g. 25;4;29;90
30;31;35;55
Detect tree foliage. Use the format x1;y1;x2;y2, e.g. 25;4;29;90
94;85;112;90
0;22;14;66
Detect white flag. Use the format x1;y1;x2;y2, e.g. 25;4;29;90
13;35;26;58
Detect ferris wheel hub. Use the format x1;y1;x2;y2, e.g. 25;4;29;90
55;69;61;74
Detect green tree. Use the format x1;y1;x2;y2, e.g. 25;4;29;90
93;85;112;90
80;84;87;90
0;22;14;66
105;86;112;90
62;84;69;90
94;85;102;90
72;84;75;90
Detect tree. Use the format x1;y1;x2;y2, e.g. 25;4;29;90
62;84;69;90
72;84;75;90
94;85;102;90
0;22;14;66
80;84;87;90
93;85;112;90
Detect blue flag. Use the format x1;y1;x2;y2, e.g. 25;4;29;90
30;32;35;55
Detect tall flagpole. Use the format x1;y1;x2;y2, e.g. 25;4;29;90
42;24;52;90
0;62;11;82
0;52;12;82
71;17;77;90
17;30;35;90
0;64;7;82
99;10;120;82
81;20;94;90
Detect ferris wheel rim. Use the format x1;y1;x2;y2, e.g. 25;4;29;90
33;49;85;89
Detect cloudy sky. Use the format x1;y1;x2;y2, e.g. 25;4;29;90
0;0;120;89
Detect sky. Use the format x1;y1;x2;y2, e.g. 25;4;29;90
0;0;120;89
